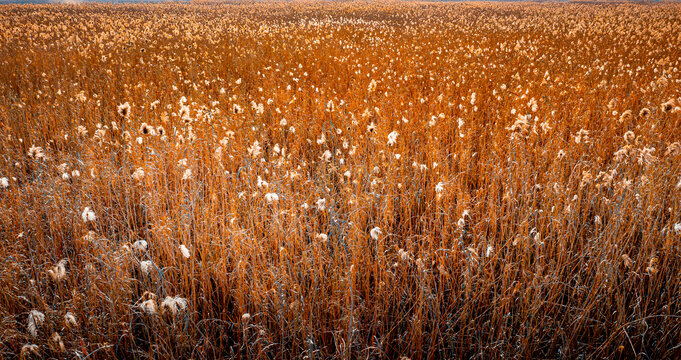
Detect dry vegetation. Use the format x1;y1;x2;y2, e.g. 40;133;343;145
1;1;681;359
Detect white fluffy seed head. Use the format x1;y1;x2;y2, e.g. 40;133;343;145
51;332;65;353
139;260;154;275
132;240;148;252
47;259;67;282
161;297;178;316
387;130;399;146
20;344;40;358
316;198;327;211
140;299;157;315
64;312;78;329
264;192;279;204
398;248;410;261
179;244;190;258
161;296;188;316
174;296;188;312
132;167;145;181
27;310;45;337
370;227;382;241
81;207;96;223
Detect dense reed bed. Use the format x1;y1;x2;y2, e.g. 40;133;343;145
1;2;681;358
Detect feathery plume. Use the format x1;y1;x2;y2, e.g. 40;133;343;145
27;310;45;337
47;259;68;282
50;332;65;353
20;344;39;359
27;145;45;160
140;299;157;315
161;296;188;316
64;312;78;329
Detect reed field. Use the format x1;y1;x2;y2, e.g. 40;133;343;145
1;1;681;358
